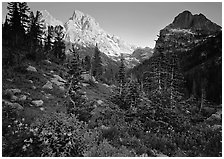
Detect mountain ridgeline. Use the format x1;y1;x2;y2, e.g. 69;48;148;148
130;10;222;104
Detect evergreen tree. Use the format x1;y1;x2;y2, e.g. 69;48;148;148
144;51;167;101
84;55;91;72
66;45;84;115
54;25;66;62
166;50;185;108
125;77;140;110
118;53;126;95
44;26;54;52
2;16;11;46
92;44;103;80
18;2;30;35
7;2;23;47
27;11;44;60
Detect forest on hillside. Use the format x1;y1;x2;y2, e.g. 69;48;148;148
2;2;222;157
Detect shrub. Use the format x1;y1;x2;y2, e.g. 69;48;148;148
31;112;88;157
83;139;135;157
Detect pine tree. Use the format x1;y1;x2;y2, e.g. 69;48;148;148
92;44;103;80
7;2;23;47
27;11;44;60
66;45;84;115
44;26;54;52
84;55;91;72
18;2;30;35
118;53;126;95
125;77;140;110
2;16;11;46
199;78;207;113
166;50;185;108
53;25;65;62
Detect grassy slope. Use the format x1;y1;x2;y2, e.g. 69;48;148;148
2;57;114;124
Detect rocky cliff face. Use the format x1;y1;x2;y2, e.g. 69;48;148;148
155;10;221;53
40;10;64;29
64;10;137;59
40;9;144;68
154;10;222;103
170;10;221;33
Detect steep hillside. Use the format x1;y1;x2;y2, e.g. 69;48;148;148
130;10;222;104
2;47;116;123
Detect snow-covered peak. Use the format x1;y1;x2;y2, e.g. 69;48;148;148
40;10;64;28
64;9;137;57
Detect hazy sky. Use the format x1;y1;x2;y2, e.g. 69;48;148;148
2;2;222;48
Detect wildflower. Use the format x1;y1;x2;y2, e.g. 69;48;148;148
19;123;23;127
22;145;27;151
68;132;72;136
8;125;11;128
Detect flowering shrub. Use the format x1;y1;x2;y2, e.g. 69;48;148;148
83;139;136;157
31;112;88;157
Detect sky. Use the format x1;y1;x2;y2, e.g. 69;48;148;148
2;2;222;48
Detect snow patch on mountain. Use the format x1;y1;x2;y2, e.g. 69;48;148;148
40;10;64;28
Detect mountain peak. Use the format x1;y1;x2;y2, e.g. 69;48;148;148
40;10;63;27
172;10;193;29
170;10;221;33
64;9;137;58
71;10;85;20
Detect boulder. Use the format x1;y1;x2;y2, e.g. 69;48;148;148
42;81;53;89
211;124;222;131
18;95;27;101
3;100;23;110
4;88;21;101
40;107;45;111
82;83;90;87
5;88;21;95
28;80;33;83
97;100;104;105
45;93;54;99
26;66;37;72
156;153;169;157
51;74;66;87
59;86;65;91
101;125;110;130
32;100;44;107
11;95;18;101
53;74;66;83
207;111;222;122
44;60;52;64
81;73;96;82
102;83;110;87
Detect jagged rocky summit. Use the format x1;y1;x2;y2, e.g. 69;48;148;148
64;10;137;58
155;10;221;52
170;10;221;33
40;9;147;68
